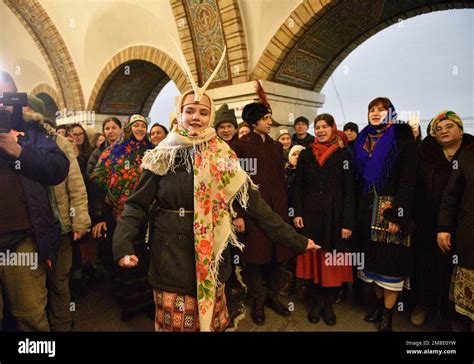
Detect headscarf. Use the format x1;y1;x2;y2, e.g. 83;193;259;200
429;110;463;137
354;102;398;194
92;114;153;218
311;118;342;166
141;89;257;332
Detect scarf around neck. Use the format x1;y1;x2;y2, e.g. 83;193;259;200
355;123;398;194
141;125;257;331
311;124;341;166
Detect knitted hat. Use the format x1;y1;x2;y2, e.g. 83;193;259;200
288;145;305;164
430;110;463;136
277;128;291;141
27;95;45;115
242;102;272;125
214;104;237;129
294;116;310;127
343;122;359;134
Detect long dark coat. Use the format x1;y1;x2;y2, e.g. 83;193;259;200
411;133;473;312
292;147;356;252
438;143;474;270
231;131;293;264
355;124;417;277
414;134;474;252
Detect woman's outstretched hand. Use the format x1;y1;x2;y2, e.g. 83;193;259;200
118;254;139;268
306;239;320;251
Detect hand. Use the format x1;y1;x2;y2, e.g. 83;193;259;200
118;254;139;268
437;232;452;253
0;133;22;158
387;222;400;234
92;222;107;239
233;218;245;233
408;114;420;131
341;228;352;239
293;217;304;228
73;231;87;241
306;239;321;251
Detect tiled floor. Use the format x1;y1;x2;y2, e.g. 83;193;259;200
72;273;456;332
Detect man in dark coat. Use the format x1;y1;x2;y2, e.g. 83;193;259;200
412;110;473;327
291;116;315;148
232;101;294;325
214;104;238;145
0;72;69;330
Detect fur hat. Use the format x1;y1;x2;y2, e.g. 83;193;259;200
214;104;237;129
242;102;272;125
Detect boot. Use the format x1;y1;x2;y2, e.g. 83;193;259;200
364;298;383;322
321;296;336;326
379;306;394;332
266;293;290;317
307;296;322;324
251;301;265;326
410;305;428;327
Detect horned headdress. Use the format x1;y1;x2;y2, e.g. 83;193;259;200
172;37;226;124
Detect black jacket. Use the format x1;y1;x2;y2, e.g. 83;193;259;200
438;144;474;269
355;124;417;277
414;134;474;252
293;147;355;252
113;153;308;296
292;133;314;148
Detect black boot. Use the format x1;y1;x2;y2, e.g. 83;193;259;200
321;297;336;326
251;301;265;326
379;306;394;332
307;296;322;324
364;298;384;323
266;294;290;317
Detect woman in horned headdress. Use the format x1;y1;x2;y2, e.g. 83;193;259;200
112;43;318;332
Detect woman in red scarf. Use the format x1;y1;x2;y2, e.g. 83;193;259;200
293;113;356;326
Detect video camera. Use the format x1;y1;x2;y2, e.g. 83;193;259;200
0;92;28;133
0;110;12;134
0;92;28;108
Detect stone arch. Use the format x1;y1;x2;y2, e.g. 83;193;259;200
170;0;248;86
3;0;85;109
252;0;474;91
30;83;62;110
87;46;189;114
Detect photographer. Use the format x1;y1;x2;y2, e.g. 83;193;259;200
0;72;69;331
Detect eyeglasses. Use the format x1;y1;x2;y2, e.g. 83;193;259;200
72;132;84;137
434;123;455;133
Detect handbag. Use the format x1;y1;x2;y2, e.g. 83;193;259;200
370;192;411;247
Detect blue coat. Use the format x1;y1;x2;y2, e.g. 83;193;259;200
14;120;70;264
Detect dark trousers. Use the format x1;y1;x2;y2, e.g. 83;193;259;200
245;261;287;304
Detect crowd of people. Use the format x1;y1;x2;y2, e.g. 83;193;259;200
0;68;472;332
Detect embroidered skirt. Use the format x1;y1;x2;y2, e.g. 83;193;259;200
153;285;230;332
449;266;473;320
